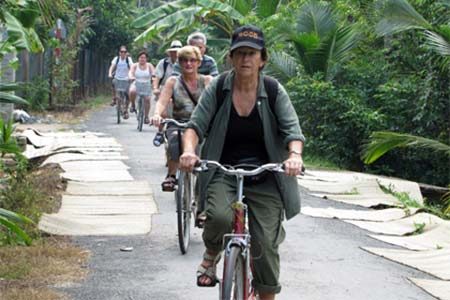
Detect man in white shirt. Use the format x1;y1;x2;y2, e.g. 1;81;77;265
152;40;182;99
152;40;182;145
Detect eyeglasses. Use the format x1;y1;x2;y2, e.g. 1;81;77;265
179;58;198;64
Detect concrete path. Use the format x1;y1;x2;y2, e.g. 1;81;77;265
55;104;438;300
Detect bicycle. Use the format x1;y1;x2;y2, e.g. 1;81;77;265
135;80;151;131
155;118;198;254
193;160;285;300
113;79;129;124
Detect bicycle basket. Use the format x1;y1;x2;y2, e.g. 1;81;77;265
135;81;151;96
115;79;129;92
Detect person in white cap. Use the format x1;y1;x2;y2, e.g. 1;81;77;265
152;40;183;146
152;40;183;99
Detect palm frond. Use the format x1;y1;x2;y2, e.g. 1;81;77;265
296;1;335;38
324;25;360;80
362;131;450;164
265;51;298;83
255;0;281;18
425;30;450;56
0;216;33;246
134;7;202;44
228;0;252;16
375;0;431;36
132;0;193;28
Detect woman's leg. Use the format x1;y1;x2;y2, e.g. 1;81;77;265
144;95;151;123
128;83;136;112
245;175;285;298
199;174;236;285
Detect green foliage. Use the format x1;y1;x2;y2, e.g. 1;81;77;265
362;131;450;164
287;74;383;170
0;82;29;106
0;117;22;157
277;1;361;80
21;76;50;111
0;208;34;246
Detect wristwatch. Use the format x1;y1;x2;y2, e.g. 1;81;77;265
288;150;302;156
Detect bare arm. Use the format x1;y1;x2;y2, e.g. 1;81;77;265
151;76;175;126
284;140;304;176
108;63;115;78
128;63;137;81
179;128;200;172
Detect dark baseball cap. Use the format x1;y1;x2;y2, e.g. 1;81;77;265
230;25;265;52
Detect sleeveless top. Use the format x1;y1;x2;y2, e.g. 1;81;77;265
172;75;206;120
135;64;152;96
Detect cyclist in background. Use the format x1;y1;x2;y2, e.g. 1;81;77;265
151;45;213;191
152;40;183;145
128;51;155;124
172;32;219;77
179;25;305;300
108;46;133;111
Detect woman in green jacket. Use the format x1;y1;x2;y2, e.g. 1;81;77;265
180;25;305;300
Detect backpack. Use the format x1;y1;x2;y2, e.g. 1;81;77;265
211;71;279;128
159;58;170;87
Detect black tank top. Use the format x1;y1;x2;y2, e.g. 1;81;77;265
220;103;269;166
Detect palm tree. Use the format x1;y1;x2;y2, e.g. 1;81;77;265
376;0;450;68
362;131;450;164
275;1;360;81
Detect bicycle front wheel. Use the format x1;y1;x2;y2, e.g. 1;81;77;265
137;96;144;131
116;94;121;124
176;170;192;254
222;246;247;300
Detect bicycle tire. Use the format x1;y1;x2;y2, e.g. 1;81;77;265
116;95;121;124
137;96;144;131
222;246;246;300
176;170;192;254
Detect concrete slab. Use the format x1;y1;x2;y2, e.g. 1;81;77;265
409;278;450;300
60;160;130;172
61;170;134;182
369;225;450;250
345;213;446;235
41;153;129;166
66;181;152;195
301;206;418;222
312;192;401;208
39;213;152;235
300;169;423;204
362;247;450;280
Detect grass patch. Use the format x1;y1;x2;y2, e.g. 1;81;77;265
0;163;65;241
0;237;89;300
0;162;88;299
303;153;341;170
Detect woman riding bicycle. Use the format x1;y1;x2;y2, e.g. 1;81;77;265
179;25;305;300
151;45;213;191
129;51;155;124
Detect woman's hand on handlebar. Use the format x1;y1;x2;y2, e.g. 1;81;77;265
283;155;303;177
180;151;199;173
150;114;163;127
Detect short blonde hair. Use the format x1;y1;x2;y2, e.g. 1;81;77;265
177;45;202;62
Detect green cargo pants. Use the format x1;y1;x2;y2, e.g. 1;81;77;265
202;172;286;294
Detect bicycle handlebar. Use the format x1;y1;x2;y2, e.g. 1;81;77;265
194;160;285;176
160;118;189;128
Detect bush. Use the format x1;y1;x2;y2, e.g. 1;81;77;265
288;74;383;170
21;76;50;111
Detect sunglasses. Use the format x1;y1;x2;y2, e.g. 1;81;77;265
120;50;127;53
179;58;198;64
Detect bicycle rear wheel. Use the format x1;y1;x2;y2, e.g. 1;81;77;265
222;246;246;300
137;96;144;131
176;170;192;254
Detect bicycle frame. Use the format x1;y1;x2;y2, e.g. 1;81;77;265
194;161;284;300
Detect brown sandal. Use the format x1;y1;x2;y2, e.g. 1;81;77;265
161;175;176;192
